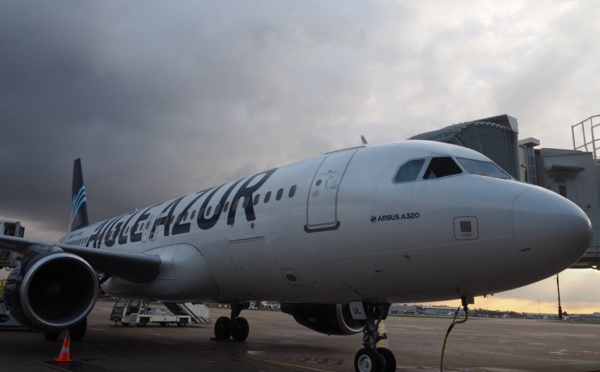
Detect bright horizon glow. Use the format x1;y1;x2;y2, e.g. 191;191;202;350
430;269;600;314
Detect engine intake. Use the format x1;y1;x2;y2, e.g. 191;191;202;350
4;251;98;331
281;303;364;336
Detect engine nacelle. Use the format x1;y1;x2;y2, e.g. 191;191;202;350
281;303;364;336
4;251;98;331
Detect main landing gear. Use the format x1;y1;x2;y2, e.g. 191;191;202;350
354;303;396;372
213;302;250;342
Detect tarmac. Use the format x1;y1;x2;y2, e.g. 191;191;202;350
1;300;599;372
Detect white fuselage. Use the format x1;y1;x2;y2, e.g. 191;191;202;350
60;141;592;305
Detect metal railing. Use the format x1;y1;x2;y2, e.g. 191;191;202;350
572;115;600;159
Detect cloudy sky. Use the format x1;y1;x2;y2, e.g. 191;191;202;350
1;1;599;313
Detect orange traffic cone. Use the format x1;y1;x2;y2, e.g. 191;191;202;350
55;330;73;362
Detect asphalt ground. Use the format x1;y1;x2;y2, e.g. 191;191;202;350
1;301;599;371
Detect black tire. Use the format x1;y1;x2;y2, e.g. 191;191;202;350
70;318;87;341
354;348;386;372
159;322;168;327
177;318;188;327
231;317;249;342
44;331;60;341
214;316;232;340
376;347;396;372
137;317;148;327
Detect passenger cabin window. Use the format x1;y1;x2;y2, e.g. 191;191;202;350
394;159;425;182
423;157;463;179
457;157;511;179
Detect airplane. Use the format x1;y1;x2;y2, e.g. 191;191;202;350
0;139;592;372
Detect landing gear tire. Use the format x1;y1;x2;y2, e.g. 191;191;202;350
354;348;386;372
70;317;87;341
214;316;232;340
44;331;60;341
376;347;396;372
231;317;249;342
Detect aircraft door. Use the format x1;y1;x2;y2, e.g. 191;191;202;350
305;149;357;232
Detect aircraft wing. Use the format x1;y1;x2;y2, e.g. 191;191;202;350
0;235;160;283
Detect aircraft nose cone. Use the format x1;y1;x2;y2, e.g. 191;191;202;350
513;188;592;279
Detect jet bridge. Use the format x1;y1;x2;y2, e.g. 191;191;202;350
410;114;520;179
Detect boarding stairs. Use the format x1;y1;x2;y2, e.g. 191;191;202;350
0;220;25;270
164;302;211;325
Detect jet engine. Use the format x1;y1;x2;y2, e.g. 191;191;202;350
4;250;98;331
281;303;364;336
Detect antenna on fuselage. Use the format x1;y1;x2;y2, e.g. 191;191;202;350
361;135;368;145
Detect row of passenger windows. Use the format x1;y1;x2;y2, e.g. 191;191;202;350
68;238;88;246
394;156;510;183
66;185;298;245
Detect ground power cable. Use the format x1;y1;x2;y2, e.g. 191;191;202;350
439;298;469;371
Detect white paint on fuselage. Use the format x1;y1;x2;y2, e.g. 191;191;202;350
59;140;592;305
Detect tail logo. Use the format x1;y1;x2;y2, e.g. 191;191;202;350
70;158;90;232
70;185;87;231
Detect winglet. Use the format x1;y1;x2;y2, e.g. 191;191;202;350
69;158;90;232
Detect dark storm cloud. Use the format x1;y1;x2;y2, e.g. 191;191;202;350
0;1;388;239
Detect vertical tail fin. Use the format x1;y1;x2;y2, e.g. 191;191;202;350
69;158;90;232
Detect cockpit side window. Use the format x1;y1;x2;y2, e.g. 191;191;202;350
457;157;511;179
423;157;463;179
394;159;425;182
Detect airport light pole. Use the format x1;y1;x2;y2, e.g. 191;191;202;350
556;274;562;320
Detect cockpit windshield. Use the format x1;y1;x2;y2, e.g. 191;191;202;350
423;157;463;179
394;157;463;182
457;157;511;179
394;159;425;182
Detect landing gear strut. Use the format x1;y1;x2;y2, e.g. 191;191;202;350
214;302;250;342
354;303;396;372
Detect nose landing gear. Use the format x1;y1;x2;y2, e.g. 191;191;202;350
354;303;396;372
